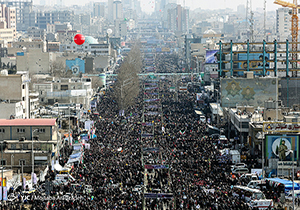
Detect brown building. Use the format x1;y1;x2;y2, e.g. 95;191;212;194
0;119;61;173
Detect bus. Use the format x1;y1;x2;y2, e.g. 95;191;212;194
266;178;300;195
232;185;265;202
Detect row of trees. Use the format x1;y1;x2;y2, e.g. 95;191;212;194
113;44;142;112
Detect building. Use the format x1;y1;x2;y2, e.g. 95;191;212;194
0;0;32;31
0;101;23;119
16;48;53;74
33;78;93;109
93;2;105;18
0;118;60;173
108;0;114;23
276;7;290;41
0;72;29;118
57;30;80;44
167;4;189;33
27;26;46;41
113;0;123;21
66;57;85;75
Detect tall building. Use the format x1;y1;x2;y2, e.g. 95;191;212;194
276;7;290;41
0;0;33;31
108;0;114;22
93;2;105;18
167;4;189;33
113;0;123;21
0;4;16;29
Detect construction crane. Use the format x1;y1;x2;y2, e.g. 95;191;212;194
274;0;298;76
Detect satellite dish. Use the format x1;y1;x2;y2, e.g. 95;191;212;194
107;29;113;35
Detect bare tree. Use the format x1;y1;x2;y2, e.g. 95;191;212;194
113;43;142;112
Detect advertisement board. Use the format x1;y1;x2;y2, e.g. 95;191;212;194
238;53;270;70
265;135;299;161
205;50;219;64
220;77;277;107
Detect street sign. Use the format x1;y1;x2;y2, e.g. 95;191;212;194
263;122;300;133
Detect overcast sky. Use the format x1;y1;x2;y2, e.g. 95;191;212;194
35;0;282;13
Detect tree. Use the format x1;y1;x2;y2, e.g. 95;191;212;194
113;43;142;112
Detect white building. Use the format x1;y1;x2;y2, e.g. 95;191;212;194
276;8;290;41
113;0;123;21
0;71;29;118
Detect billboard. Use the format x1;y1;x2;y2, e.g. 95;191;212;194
265;135;299;161
238;53;270;70
206;50;219;64
220;77;277;107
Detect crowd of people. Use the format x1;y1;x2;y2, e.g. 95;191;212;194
2;73;282;209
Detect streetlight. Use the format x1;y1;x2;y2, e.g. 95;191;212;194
32;129;38;188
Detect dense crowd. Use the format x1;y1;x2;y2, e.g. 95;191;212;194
2;76;281;210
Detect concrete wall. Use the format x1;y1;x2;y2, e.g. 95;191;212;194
0;102;23;119
0;75;23;101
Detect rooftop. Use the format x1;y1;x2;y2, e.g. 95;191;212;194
0;119;56;126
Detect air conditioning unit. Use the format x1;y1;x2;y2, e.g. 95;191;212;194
72;66;79;74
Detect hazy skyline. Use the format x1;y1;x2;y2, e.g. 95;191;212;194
34;0;282;13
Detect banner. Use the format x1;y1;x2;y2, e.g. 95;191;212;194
145;83;157;86
142;123;153;126
145;87;159;90
144;92;158;95
144;99;160;102
144;193;173;199
144;112;160;116
145;165;169;169
263;122;300;133
206;50;219;64
141;133;153;138
3;186;7;200
143;147;160;152
145;105;159;109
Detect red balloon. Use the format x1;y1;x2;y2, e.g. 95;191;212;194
74;34;85;45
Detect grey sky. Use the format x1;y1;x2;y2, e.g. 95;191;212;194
34;0;283;12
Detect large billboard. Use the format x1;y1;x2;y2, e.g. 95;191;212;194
206;50;219;64
220;77;277;107
265;135;299;161
237;53;270;76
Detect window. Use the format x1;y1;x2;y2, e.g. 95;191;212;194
0;129;5;133
11;144;16;149
17;128;25;133
23;144;28;150
0;160;6;165
19;159;25;165
38;128;45;133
